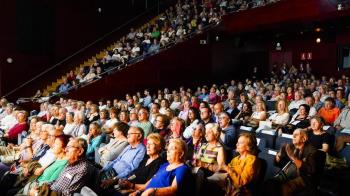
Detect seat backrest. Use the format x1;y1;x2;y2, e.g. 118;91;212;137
257;130;277;149
258;148;279;180
275;133;293;150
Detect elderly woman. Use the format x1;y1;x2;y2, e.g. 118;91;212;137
98;122;129;167
306;116;331;152
186;124;206;165
164;117;185;148
193;123;225;196
218;133;259;196
111;133;166;194
129;138;191;196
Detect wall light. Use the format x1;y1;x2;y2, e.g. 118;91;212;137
316;38;321;43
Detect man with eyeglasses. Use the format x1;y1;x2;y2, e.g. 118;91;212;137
136;108;153;138
100;126;146;189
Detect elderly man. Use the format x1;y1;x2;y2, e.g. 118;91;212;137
271;128;323;196
334;96;350;151
30;138;89;196
100;126;146;188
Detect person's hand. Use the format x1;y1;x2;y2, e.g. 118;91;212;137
129;190;140;196
29;187;39;196
285;144;295;160
119;179;133;189
275;151;282;162
141;188;155;196
100;179;115;189
7;143;14;149
285;144;302;168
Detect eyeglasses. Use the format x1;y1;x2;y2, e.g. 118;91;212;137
127;132;141;136
66;145;79;150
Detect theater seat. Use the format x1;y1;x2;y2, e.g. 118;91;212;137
340;143;350;166
258;148;279;180
256;137;266;152
257;129;277;149
275;133;293;150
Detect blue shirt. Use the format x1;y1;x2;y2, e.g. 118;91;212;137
146;163;190;193
103;143;146;179
86;135;103;161
143;95;152;107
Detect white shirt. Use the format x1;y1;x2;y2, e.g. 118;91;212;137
288;99;306;111
183;119;199;139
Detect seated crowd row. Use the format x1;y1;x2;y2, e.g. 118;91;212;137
1;65;350;195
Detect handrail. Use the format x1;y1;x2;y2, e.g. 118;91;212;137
16;21;220;104
4;5;159;98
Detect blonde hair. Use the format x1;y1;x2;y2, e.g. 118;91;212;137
169;138;187;162
205;123;221;139
147;133;165;152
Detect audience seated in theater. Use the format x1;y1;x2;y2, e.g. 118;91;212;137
15;135;70;195
192;123;225;196
264;129;322;196
103;133;166;195
101;126;145;182
29;138;90;196
278;104;310;134
217;132;259;196
128;138;191;196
